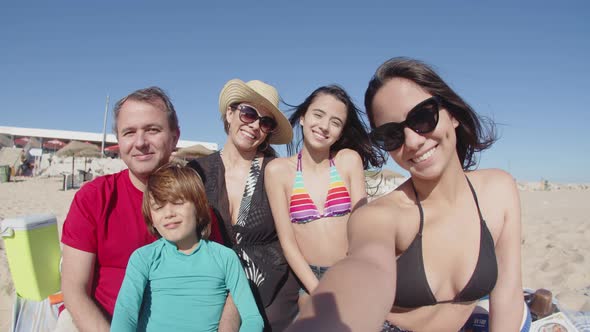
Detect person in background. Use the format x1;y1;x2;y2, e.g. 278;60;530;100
265;85;384;308
111;163;263;332
290;57;526;332
189;79;299;331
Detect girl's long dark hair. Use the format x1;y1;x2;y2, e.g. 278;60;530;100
287;85;385;169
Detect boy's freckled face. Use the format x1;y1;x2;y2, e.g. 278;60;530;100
150;200;199;246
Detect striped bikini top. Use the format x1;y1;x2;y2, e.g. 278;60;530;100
289;151;352;224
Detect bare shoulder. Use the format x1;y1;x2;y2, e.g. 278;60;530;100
369;179;417;209
265;156;296;178
347;201;394;248
348;185;414;244
334;148;362;165
467;168;517;194
466;169;520;231
334;149;363;175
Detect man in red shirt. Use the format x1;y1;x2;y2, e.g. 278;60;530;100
58;87;229;331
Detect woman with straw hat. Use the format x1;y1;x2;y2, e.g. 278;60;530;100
189;79;299;331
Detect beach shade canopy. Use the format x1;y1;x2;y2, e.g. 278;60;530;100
77;148;102;158
174;144;215;160
15;137;42;150
56;141;100;158
104;144;119;152
365;168;404;179
381;169;405;179
78;148;102;172
57;141;101;188
43;139;66;151
0;134;13;148
14;137;31;147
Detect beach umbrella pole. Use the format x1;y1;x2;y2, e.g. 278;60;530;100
71;156;75;189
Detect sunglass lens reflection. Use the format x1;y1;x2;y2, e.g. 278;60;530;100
239;106;277;133
239;106;259;122
408;102;438;133
259;118;277;132
371;97;440;151
381;125;404;151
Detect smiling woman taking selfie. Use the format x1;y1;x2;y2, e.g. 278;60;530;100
290;58;528;332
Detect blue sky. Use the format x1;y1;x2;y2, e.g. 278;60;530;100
1;1;588;182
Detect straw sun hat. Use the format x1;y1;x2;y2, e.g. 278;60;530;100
219;79;293;145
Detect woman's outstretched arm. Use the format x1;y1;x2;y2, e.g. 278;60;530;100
288;203;398;332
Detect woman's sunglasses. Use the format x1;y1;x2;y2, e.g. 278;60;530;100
232;104;278;134
369;96;441;151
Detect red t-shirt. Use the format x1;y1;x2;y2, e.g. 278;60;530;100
61;169;223;317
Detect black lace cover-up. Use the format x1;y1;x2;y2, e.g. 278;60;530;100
188;152;298;330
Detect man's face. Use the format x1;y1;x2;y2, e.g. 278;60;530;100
116;99;179;186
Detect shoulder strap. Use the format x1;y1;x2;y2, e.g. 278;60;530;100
465;176;484;222
410;181;425;235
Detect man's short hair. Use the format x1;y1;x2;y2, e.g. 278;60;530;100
112;86;179;135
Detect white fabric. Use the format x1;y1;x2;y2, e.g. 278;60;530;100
9;294;58;332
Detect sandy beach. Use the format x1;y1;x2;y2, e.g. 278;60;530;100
0;175;589;331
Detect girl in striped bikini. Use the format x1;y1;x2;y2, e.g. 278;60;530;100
265;85;384;309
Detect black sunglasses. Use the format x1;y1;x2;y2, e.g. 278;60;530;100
232;104;278;134
370;96;441;151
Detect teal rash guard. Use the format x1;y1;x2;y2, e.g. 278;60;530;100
111;238;263;332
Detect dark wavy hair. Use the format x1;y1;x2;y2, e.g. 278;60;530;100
287;85;385;169
364;57;497;170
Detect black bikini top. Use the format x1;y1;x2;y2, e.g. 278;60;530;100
394;177;498;309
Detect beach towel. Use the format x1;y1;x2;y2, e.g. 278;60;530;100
564;311;590;331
